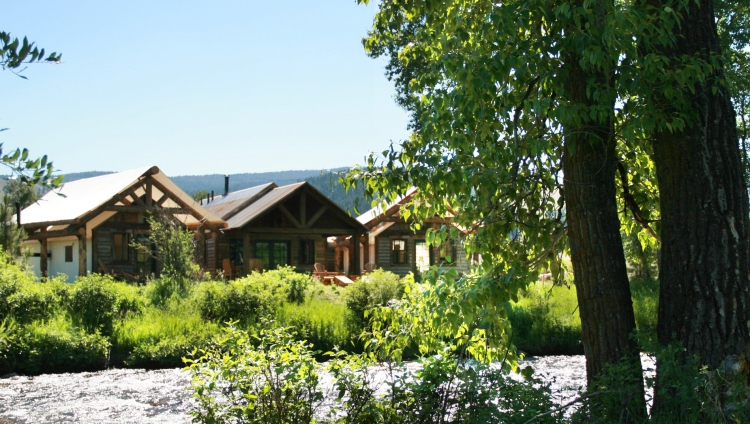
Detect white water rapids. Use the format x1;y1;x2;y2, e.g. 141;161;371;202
0;355;655;423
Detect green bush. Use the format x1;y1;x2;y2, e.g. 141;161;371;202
68;274;144;336
192;274;286;324
267;265;314;304
0;276;68;325
0;256;67;324
187;324;323;424
145;275;194;307
0;314;109;375
186;324;562;424
345;269;404;330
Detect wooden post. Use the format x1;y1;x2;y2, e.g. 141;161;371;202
78;230;87;277
352;232;361;275
145;181;153;207
39;236;48;278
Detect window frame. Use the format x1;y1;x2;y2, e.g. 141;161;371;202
64;245;73;263
254;241;291;270
391;239;408;265
112;232;130;263
299;240;316;266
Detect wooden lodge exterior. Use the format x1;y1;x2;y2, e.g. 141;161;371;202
357;190;473;277
21;166;226;281
203;181;368;277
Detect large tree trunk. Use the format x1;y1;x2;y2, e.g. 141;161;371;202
647;0;750;415
562;20;646;418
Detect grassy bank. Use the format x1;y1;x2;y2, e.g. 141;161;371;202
505;278;658;356
0;255;659;375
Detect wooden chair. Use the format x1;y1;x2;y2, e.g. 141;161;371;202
222;258;233;280
313;262;337;284
364;262;376;273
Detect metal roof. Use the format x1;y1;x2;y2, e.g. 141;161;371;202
219;181;367;231
21;166;225;229
356;188;418;228
204;183;276;220
225;182;305;229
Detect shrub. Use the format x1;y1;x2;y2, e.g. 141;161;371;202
186;324;561;424
266;266;314;304
345;269;404;330
1;314;109;375
145;275;194;307
192;274;286;324
0;275;68;324
187;324;323;424
68;274;144;336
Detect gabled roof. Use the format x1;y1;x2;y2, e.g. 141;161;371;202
356;188;418;228
210;181;367;231
21;166;225;231
203;182;276;221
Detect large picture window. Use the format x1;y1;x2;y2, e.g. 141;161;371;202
255;241;290;270
391;239;408;265
300;240;315;265
113;233;129;262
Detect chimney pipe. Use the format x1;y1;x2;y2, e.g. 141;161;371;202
224;175;229;196
15;202;20;226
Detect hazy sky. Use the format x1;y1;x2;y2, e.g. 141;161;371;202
0;1;409;177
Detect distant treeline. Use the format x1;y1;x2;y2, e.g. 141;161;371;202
56;168;371;216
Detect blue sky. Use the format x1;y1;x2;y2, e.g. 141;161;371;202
0;1;409;177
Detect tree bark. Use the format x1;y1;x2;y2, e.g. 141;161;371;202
561;4;646;416
645;0;750;415
649;0;750;369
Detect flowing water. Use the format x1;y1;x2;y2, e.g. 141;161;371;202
0;355;655;423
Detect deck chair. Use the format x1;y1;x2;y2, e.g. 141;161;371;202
222;258;233;280
313;262;337;284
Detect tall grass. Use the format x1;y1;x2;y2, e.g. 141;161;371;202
506;282;583;355
276;296;358;355
113;301;220;368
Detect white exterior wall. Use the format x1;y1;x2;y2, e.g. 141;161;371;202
22;238;93;282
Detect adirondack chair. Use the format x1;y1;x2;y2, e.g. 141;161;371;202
313;262;337;284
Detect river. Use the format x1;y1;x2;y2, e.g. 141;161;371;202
0;355;655;423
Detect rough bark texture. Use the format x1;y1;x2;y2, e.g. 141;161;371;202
561;12;646;417
650;0;750;370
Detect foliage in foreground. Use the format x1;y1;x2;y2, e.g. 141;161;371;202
186;323;561;424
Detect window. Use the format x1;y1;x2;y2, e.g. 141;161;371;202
255;241;290;270
300;240;315;265
113;233;129;262
414;241;430;272
391;239;408;265
65;246;73;263
438;241;456;265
